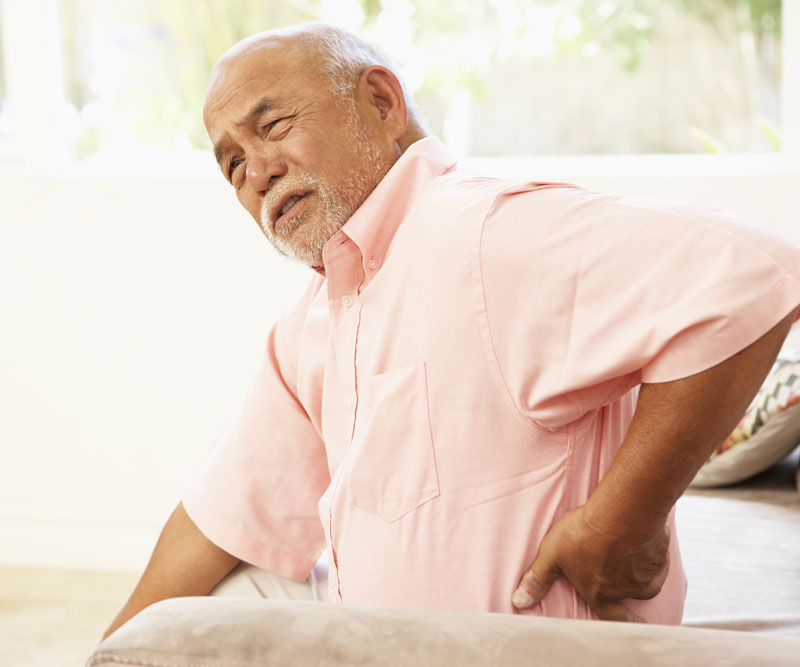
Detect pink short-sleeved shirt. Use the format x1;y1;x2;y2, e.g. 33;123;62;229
183;137;800;623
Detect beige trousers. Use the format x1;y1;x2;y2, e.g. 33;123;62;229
210;560;330;603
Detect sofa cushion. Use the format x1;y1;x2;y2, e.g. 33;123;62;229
88;597;800;667
690;354;800;488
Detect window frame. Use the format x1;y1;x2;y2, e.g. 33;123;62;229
0;0;66;165
782;0;800;164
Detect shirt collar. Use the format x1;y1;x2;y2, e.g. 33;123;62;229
333;137;457;275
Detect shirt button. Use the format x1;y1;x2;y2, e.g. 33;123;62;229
341;295;354;308
367;259;379;270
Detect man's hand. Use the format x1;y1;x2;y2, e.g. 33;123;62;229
512;505;669;621
511;307;797;621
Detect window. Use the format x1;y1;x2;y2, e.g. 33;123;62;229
0;5;10;139
0;0;793;167
410;0;782;156
60;0;315;161
58;0;783;162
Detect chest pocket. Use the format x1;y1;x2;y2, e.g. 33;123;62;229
347;362;440;523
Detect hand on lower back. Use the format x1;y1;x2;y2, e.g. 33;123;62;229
512;504;670;622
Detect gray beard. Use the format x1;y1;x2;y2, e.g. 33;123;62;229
259;106;393;268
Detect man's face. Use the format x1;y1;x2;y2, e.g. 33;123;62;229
204;39;394;267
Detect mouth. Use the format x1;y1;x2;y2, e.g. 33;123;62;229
271;191;310;234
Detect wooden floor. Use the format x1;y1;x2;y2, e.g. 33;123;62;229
0;566;139;667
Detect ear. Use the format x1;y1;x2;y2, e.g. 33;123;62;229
356;66;408;142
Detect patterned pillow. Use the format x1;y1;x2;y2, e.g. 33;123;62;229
690;325;800;488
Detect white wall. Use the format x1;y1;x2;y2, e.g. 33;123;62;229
1;155;798;573
0;169;307;571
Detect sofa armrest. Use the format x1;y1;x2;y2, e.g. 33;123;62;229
87;597;800;667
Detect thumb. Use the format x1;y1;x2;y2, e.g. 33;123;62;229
512;551;561;610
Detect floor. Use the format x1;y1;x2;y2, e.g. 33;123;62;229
0;567;139;667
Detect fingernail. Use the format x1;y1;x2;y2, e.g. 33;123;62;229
512;588;533;609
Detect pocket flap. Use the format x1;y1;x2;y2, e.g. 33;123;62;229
347;362;440;523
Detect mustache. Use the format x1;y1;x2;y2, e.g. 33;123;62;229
260;175;321;230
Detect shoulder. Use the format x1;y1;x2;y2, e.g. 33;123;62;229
413;170;589;243
478;183;596;289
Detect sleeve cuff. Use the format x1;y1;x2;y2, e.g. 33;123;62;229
182;493;321;582
641;272;800;384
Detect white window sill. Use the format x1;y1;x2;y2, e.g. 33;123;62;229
464;152;800;180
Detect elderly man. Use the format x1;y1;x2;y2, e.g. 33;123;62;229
104;23;800;639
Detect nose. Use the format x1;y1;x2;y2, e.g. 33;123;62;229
245;149;288;197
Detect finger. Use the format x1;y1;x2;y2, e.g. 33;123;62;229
630;547;671;600
512;555;561;610
593;601;646;623
625;607;646;623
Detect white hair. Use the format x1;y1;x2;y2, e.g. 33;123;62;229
297;22;427;131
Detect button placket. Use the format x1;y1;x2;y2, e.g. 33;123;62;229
324;234;370;603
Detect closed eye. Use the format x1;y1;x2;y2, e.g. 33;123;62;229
262;116;291;138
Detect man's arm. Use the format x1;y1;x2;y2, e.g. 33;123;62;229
513;307;798;621
102;502;240;640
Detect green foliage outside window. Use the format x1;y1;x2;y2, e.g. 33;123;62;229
59;0;782;159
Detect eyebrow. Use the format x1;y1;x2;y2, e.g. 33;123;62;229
236;97;276;127
213;142;227;168
212;96;277;167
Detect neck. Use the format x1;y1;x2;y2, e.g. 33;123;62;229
397;122;428;154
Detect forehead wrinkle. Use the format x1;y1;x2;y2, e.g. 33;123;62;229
205;39;317;168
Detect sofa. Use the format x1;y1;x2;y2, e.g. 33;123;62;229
87;450;800;666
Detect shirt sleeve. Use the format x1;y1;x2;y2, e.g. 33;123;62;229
479;185;800;431
182;292;330;581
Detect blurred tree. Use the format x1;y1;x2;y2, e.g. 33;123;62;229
532;0;781;141
61;0;315;156
59;0;782;158
533;1;780;71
